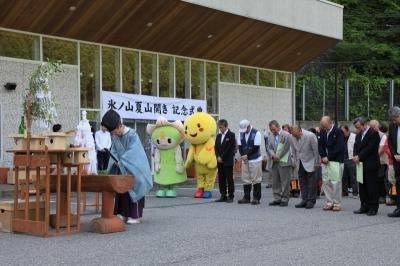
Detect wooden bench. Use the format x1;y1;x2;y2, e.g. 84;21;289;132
38;174;134;234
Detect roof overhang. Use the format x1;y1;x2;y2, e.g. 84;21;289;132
0;0;343;72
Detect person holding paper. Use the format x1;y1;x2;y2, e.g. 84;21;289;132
292;126;319;209
387;107;400;217
267;120;295;207
319;116;345;211
237;119;263;205
352;117;380;216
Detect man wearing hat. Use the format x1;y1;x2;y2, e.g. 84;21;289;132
237;119;263;205
102;109;153;224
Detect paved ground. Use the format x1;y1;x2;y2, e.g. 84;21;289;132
1;182;400;266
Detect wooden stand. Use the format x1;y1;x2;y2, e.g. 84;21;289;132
10;146;50;237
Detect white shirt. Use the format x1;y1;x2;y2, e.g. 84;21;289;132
95;130;112;151
237;127;262;163
379;134;387;146
220;129;228;144
361;126;370;141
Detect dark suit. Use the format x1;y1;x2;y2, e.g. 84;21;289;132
318;127;345;163
388;123;400;208
215;129;236;199
354;128;380;212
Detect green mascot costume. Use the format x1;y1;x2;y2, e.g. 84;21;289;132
147;116;187;198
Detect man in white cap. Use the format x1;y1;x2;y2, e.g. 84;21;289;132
237;119;263;205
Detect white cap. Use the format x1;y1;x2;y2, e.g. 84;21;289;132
239;119;250;133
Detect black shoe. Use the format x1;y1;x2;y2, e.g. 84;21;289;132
295;201;307;208
305;202;314;209
280;201;288;207
251;199;260;205
269;200;281;206
226;198;234;203
379;197;386;204
353;208;368;214
367;210;378;216
265;184;272;189
215;197;227;202
342;192;349;197
238;198;251;204
388;208;400;218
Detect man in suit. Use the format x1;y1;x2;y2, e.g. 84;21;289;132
319;116;345;211
387;107;400;217
353;117;381;216
215;119;236;203
237;119;263;205
291;125;319;209
266;120;295;207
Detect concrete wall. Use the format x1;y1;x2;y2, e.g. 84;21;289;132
0;58;79;167
183;0;343;40
219;82;293;156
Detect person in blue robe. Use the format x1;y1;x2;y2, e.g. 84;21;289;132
101;109;153;224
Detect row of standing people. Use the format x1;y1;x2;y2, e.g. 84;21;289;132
215;111;400;217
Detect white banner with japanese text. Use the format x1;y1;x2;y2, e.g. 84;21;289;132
102;91;207;121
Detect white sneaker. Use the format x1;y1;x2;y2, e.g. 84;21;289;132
117;214;125;221
126;218;141;224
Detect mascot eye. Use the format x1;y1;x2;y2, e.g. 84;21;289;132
185;131;187;134
157;140;160;144
167;138;172;144
197;123;201;128
185;126;187;130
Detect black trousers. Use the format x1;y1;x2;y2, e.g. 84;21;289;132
342;159;358;195
298;162;317;204
243;183;261;200
377;164;388;198
217;164;235;199
359;168;379;211
97;150;110;171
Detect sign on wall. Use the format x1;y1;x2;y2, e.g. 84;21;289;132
102;91;207;121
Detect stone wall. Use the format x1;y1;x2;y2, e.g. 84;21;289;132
0;58;79;166
219;82;293;156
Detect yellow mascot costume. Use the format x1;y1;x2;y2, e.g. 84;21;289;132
184;112;217;198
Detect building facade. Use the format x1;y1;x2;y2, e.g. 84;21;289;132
0;0;343;166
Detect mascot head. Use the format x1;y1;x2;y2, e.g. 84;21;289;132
147;116;185;150
184;112;216;145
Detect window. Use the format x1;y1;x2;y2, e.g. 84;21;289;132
191;60;205;100
43;37;77;64
220;64;239;83
175;57;190;99
276;72;292;89
141;52;157;96
80;43;100;109
240;67;257;85
206;62;218;114
0;30;40;60
158;55;174;98
259;69;275;87
102;47;121;92
122;49;139;94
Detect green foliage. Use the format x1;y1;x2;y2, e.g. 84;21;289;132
298;0;400;121
23;60;63;127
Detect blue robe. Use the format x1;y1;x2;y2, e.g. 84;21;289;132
107;127;153;202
